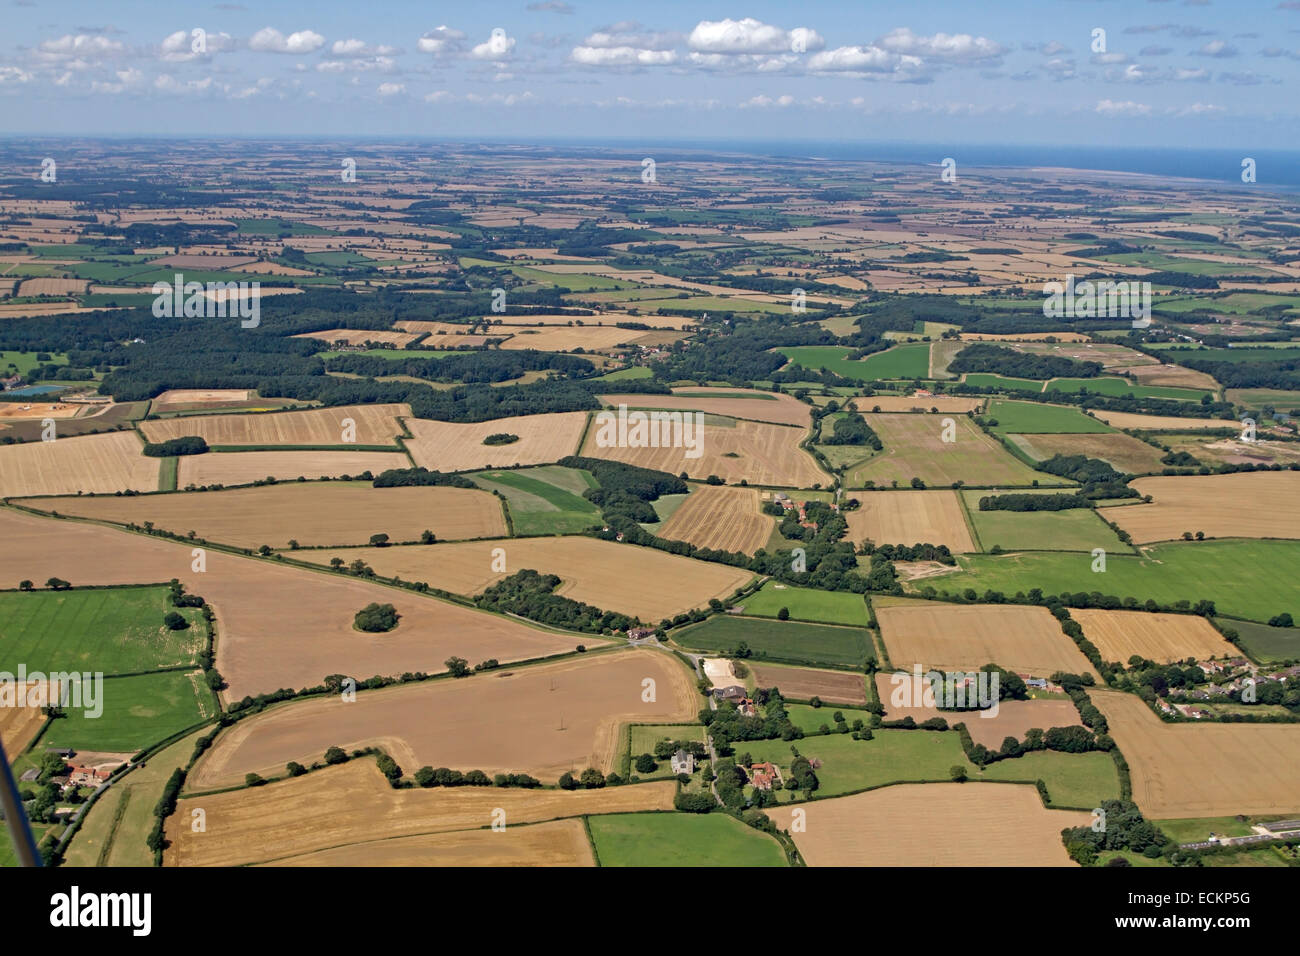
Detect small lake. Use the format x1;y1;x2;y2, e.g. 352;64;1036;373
3;385;65;397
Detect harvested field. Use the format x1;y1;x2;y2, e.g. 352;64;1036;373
844;490;976;553
17;277;88;296
1008;432;1166;474
294;537;753;621
23;482;505;548
152;389;251;408
1111;472;1300;543
0;431;157;498
852;395;985;414
658;485;771;554
874;598;1098;677
850;414;1045;488
189;650;697;789
140;403;408;447
268;819;595;867
0;684;47;754
1116;362;1220;392
294;329;419;348
0;508;593;701
405;412;587;472
177;450;409;486
1091;689;1300;818
961;332;1092;343
1071;609;1237;664
874;673;1083;749
1171;434;1300;468
600;388;811;426
166;760;674;866
581;416;825;488
393;320;484;336
498;325;663;351
1091;411;1227;431
748;663;867;705
0;402;82;420
768;783;1089;866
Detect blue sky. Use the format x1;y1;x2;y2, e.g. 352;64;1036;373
3;0;1300;147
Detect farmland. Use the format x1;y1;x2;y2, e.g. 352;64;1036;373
269;820;596;867
848;414;1048;488
1092;689;1300;818
777;344;931;381
177;450;410;486
737;581;870;627
1109;472;1300;543
670;615;873;669
768;784;1090;866
188;650;696;790
41;670;216;753
0;431;157;498
1007;432;1167;474
469;466;600;536
140;404;408;447
1070;609;1238;663
961;489;1127;553
657;484;772;554
844;490;977;553
405;412;587;472
22;482;507;548
588;813;787;867
874;598;1098;677
748;663;868;704
986;400;1114;434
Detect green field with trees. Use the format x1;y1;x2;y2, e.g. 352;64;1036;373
672;615;874;668
587;812;788;867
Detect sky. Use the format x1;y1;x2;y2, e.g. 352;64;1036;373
3;0;1300;149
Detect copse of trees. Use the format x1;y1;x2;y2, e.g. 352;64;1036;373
353;602;400;633
474;568;636;633
372;466;477;488
948;343;1103;380
142;435;209;457
978;493;1093;512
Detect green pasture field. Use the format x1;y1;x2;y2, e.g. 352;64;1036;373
1093;252;1271;277
41;670;216;753
738;581;870;627
1215;619;1300;663
986;400;1114;434
1045;377;1210;402
234;219;330;235
672;615;874;669
977;750;1122;808
784;704;875;734
622;295;788;313
323;349;455;360
962;373;1043;392
623;724;705;780
921;539;1300;623
1151;345;1300;363
0;586;204;674
0;350;68;375
595;366;653;381
469;465;599;535
79;293;157;308
1225;388;1300;409
1156;293;1300;315
777;344;930;381
847;413;1050;488
508;266;629;291
587;813;788;867
959;490;1128;554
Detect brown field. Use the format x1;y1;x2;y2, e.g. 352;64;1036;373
852;395;985;414
1091;689;1300;818
1110;472;1300;543
22;482;505;548
1091;411;1228;430
874;598;1099;677
392;319;481;336
0;685;47;754
293;329;419;348
177;450;410;486
405;412;587;472
852;414;1046;488
0;402;83;420
1009;432;1166;474
17;277;88;296
1114;363;1220;392
0;431;157;498
189;650;696;790
599;388;811;426
1170;434;1300;467
152;389;252;408
749;663;867;705
0;507;595;701
497;325;663;352
843;490;977;552
294;536;753;621
166;760;674;866
960;332;1092;343
267;819;595;867
140;403;408;447
0;304;115;318
768;783;1089;866
658;485;771;554
581;416;825;488
874;673;1082;748
1071;609;1237;664
152;254;257;270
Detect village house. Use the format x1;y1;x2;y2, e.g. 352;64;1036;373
67;765;114;789
713;684;747;703
749;761;780;791
627;627;655;641
738;697;758;718
669;749;695;775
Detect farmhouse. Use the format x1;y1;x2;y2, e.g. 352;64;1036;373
67;764;114;789
713;685;747;702
749;761;781;791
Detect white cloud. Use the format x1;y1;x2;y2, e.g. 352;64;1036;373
376;82;405;97
1195;40;1238;57
470;30;516;59
571;46;677;66
740;94;795;108
1095;98;1152;116
877;28;1005;63
417;26;466;54
688;18;822;54
39;34;125;57
249;28;325;54
332;38;399;57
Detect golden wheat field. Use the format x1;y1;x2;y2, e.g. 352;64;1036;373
767;784;1090;866
266;819;595;867
1109;472;1300;543
0;431;158;498
658;484;772;554
843;490;977;552
873;597;1098;677
1091;689;1300;818
852;395;985;414
293;329;420;348
140;403;408;447
404;412;588;472
599;388;812;426
293;536;754;621
166;760;675;866
188;650;697;789
497;325;662;352
1090;411;1227;430
748;664;868;705
1070;609;1238;664
177;450;410;486
581;416;825;488
22;482;506;548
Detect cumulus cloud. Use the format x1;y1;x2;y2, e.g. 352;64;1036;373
159;29;235;62
39;34;125;57
332;38;400;57
570;46;677;66
469;29;516;59
740;93;795;108
418;26;466;54
376;82;405;96
1195;40;1238;57
877;28;1005;63
248;28;325;54
1096;98;1151;116
688;18;823;54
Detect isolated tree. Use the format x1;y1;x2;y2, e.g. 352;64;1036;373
777;606;790;621
18;580;32;591
369;533;390;547
324;746;348;765
634;753;657;774
354;602;400;633
950;765;968;783
163;611;188;631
